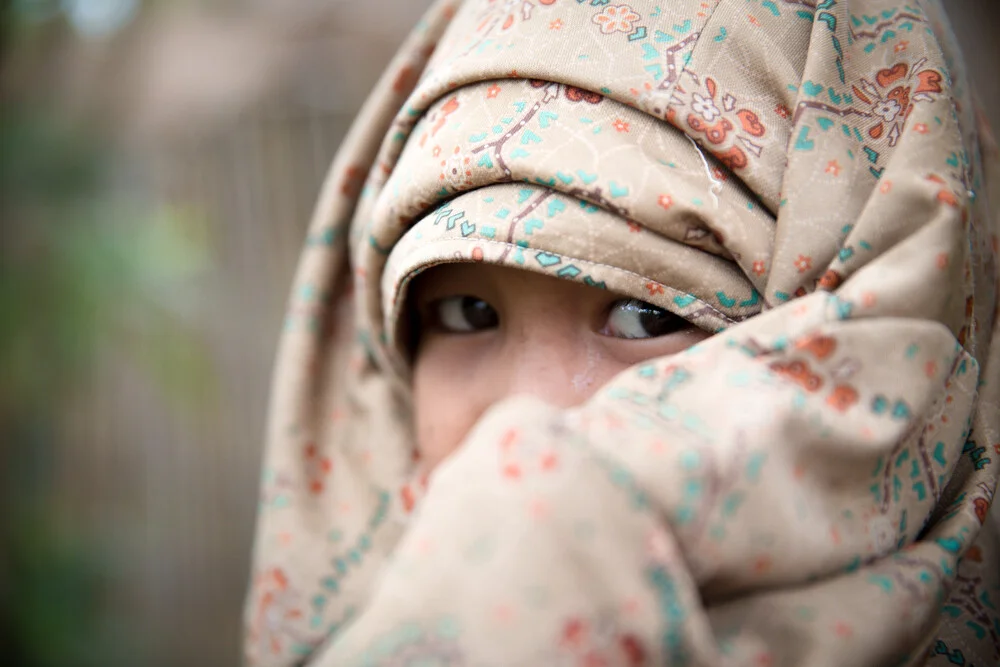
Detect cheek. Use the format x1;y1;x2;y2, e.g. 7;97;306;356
411;337;494;473
607;328;714;367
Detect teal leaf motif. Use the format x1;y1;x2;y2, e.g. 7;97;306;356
535;252;561;267
628;26;648;41
547;199;567;217
802;80;824;96
557;265;582;278
794;126;815;151
674;294;696;308
520;129;542;144
716;291;737;308
608;181;629;198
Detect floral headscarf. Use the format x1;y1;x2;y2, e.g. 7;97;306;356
244;1;1000;665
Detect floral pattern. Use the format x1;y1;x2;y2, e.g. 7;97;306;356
671;74;768;171
853;58;945;146
245;2;1000;666
591;4;641;35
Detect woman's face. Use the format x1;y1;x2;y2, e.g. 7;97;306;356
409;263;712;473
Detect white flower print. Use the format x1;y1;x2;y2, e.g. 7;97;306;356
691;91;721;122
872;98;902;123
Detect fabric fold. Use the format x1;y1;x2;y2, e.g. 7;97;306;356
244;1;1000;665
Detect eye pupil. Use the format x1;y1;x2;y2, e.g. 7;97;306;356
461;296;498;330
430;295;499;333
638;306;684;337
605;298;688;339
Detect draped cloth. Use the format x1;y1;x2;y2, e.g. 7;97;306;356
244;1;1000;664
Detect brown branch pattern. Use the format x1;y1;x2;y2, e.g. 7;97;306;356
850;12;926;41
792;100;872;126
657;32;702;91
497;189;553;263
471;82;559;178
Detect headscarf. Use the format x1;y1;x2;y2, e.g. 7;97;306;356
244;1;1000;665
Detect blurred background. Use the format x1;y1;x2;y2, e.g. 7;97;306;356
0;1;996;666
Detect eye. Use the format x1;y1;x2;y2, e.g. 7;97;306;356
429;295;499;333
601;298;690;339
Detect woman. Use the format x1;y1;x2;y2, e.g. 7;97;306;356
245;1;999;664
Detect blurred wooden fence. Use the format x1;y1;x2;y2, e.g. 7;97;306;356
56;109;353;666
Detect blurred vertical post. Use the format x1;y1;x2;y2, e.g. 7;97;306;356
1;1;433;665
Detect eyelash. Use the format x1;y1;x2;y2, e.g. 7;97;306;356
422;295;689;340
601;298;690;339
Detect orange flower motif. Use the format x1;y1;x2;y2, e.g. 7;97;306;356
304;442;332;494
549;18;563;30
937;189;959;207
774;103;791;119
657;194;673;209
752;260;766;276
834;621;855;638
826;385;859;412
879;180;893;194
854;62;944;147
645;282;665;296
592;4;641;34
913;123;929;134
486;84;502;99
817;269;842;290
627;220;642;233
894;40;909;54
825;160;841;176
769;359;823;392
613;118;631;133
794;254;812;273
440;146;473;189
796;333;837;360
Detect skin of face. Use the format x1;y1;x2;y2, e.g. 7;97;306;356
409;263;712;474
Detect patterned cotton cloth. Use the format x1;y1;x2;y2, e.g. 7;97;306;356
244;1;1000;665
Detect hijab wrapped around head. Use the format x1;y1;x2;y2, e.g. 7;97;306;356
245;1;1000;664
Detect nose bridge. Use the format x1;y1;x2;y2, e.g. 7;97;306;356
502;323;597;408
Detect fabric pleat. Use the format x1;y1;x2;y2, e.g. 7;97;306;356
245;2;1000;665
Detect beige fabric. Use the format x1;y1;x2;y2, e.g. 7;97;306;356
245;1;1000;665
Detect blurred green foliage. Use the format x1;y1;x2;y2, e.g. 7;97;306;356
1;28;213;667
